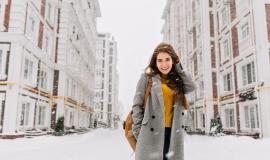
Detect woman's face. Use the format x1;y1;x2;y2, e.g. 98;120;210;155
156;52;173;75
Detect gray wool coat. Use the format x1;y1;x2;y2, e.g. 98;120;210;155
132;64;196;160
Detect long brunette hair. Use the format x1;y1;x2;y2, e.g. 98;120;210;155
146;42;188;109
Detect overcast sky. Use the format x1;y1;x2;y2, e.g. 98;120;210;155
97;0;166;117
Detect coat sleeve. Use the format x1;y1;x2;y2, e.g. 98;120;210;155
175;63;196;94
132;73;148;140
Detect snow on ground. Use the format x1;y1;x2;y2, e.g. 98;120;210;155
0;128;269;160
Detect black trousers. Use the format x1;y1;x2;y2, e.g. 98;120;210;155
163;127;171;160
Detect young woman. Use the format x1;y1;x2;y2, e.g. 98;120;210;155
132;43;196;160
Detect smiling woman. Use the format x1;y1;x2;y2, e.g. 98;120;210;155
131;42;196;160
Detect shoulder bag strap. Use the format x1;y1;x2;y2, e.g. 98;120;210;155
143;76;152;110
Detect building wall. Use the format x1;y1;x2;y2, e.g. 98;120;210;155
162;0;270;138
0;0;59;136
55;0;100;129
0;0;101;137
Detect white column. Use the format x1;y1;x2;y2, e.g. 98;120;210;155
2;42;23;134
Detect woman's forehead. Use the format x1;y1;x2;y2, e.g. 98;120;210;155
157;52;171;58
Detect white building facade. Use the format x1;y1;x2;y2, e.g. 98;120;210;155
95;33;119;128
0;0;59;138
54;0;100;130
162;0;270;138
0;0;101;138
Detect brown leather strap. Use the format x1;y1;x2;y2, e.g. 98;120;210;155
143;76;152;109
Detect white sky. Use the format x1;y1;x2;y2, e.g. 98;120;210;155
97;0;167;117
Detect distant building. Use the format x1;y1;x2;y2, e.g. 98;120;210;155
162;0;270;138
95;33;119;128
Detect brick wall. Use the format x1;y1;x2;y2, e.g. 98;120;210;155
3;0;12;32
211;41;216;68
231;25;239;58
209;12;215;37
40;0;46;17
209;0;213;8
37;0;46;49
230;0;237;22
233;63;238;91
38;22;44;49
212;72;217;98
265;4;270;42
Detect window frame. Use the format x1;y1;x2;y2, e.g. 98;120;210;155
223;72;232;92
0;44;9;79
221;103;236;130
239;101;260;132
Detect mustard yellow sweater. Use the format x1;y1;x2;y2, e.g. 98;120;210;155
161;75;174;128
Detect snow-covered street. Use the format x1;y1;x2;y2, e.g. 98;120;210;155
0;128;269;160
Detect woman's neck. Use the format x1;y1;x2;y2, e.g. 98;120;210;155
161;74;168;78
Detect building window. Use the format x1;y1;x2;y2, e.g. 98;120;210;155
20;102;30;126
30;17;36;33
221;7;228;27
225;108;235;128
102;60;105;68
44;35;50;53
108;104;112;112
109;66;112;73
39;70;48;90
109;84;112;92
241;22;249;40
109;56;113;64
0;93;4;132
197;108;205;128
46;3;53;22
0;45;8;79
223;72;232;91
103;40;106;48
110;48;113;55
242;61;256;86
194;53;198;75
222;39;230;61
197;80;204;98
23;58;34;82
243;104;259;129
36;105;46;125
87;2;92;9
108;94;111;102
0;4;4;30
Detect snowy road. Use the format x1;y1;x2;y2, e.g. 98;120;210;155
0;128;269;160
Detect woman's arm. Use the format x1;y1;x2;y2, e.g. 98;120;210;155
175;63;196;94
132;73;148;139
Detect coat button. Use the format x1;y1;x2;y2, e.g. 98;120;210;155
182;112;184;116
150;128;154;132
181;125;185;129
152;115;155;119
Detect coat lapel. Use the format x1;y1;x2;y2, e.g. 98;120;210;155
152;74;164;112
